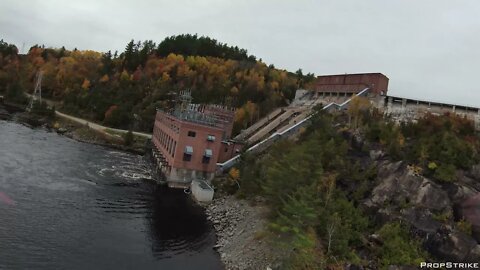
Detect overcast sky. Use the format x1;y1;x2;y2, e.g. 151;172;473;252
1;0;479;107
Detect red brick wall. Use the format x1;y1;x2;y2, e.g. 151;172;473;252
315;73;389;95
172;121;224;173
152;110;230;175
152;111;181;168
218;141;244;163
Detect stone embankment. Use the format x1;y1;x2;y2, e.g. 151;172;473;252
205;196;282;270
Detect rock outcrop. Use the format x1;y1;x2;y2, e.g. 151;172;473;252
364;157;480;262
0;106;10;120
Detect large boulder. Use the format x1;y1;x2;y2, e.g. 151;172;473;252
468;164;480;182
369;149;385;161
403;208;442;235
366;161;451;214
426;231;480;262
445;182;477;205
460;193;480;243
456;171;480;194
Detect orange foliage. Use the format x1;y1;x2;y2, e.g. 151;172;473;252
104;105;118;120
81;78;90;90
99;74;109;83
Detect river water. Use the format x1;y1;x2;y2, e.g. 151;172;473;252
0;120;223;270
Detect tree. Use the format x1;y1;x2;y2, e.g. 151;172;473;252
81;78;90;90
433;163;456;182
376;222;426;268
99;74;109;83
347;95;371;129
228;167;241;189
326;213;340;254
0;39;18;56
101;50;114;74
123;39;136;71
5;36;301;135
5;80;27;104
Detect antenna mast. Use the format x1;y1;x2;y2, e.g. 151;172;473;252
26;71;43;112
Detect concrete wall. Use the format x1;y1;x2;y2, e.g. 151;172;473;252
385;96;480;129
168;168;215;188
191;180;214;203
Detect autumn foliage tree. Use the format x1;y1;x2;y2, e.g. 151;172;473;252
6;35;301;133
347;95;371;129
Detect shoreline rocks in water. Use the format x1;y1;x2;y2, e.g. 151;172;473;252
205;195;283;270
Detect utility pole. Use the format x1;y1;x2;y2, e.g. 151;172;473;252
26;71;43;112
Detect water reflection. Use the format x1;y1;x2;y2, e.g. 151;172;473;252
148;186;213;259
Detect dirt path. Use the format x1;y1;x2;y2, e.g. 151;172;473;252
26;94;152;139
55;111;152;139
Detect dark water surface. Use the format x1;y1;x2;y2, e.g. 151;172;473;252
0;120;222;270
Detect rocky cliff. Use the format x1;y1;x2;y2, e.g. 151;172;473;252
364;151;480;262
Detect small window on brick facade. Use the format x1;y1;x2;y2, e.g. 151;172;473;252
188;131;196;137
203;149;212;164
183;146;193;161
207;135;215;142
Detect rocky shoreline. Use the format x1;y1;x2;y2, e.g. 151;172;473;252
205;195;283;270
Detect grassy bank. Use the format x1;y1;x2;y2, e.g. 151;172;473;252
53;117;147;155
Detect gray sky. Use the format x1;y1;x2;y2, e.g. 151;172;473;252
1;0;479;107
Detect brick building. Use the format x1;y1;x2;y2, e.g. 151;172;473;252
151;91;237;188
314;73;389;95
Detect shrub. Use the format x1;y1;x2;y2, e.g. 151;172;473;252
123;130;134;146
376;222;427;268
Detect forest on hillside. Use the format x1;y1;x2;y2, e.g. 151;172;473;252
225;102;480;269
0;35;315;133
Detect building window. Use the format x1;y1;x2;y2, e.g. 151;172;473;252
207;135;215;142
168;137;172;155
188;131;196;137
183;146;193;161
203;149;212;164
224;146;228;152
